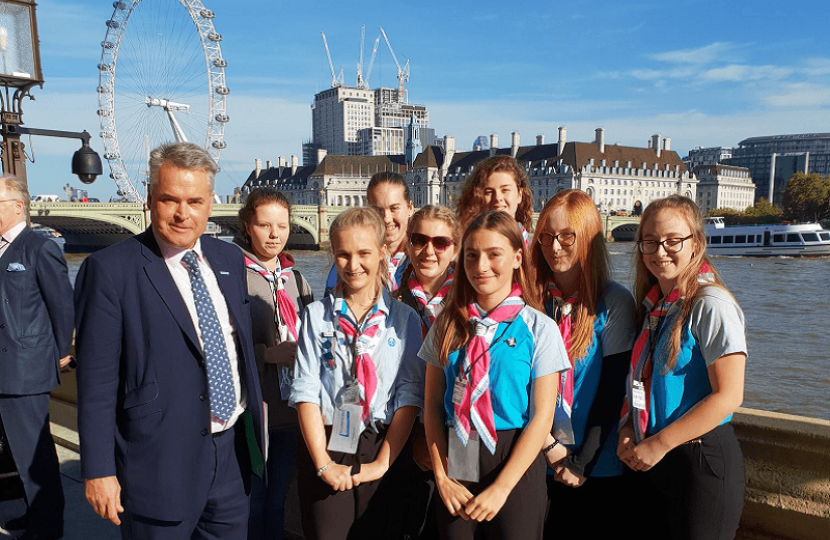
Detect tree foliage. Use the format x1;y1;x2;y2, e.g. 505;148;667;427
706;198;783;225
783;172;830;222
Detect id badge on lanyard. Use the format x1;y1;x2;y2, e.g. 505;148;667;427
632;380;647;410
328;403;361;455
448;428;480;483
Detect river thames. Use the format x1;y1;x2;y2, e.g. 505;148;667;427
63;247;830;421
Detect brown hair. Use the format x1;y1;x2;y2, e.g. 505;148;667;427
530;190;609;362
329;207;389;292
237;187;291;241
456;155;533;233
432;211;540;366
633;195;726;371
367;171;411;203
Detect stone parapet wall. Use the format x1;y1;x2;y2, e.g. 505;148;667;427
733;408;830;539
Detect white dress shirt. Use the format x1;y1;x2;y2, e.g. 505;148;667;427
0;220;26;257
155;233;246;433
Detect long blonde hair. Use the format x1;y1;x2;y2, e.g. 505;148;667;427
530;190;609;362
634;195;726;370
432;211;540;366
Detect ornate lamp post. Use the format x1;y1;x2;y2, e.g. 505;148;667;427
0;0;102;189
0;0;42;186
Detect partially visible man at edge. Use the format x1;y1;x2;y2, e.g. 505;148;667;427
0;175;73;540
74;142;264;539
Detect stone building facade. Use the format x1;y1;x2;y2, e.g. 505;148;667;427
694;164;756;214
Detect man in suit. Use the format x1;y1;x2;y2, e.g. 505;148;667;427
75;142;264;539
0;175;74;540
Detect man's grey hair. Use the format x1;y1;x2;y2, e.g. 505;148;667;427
0;175;30;221
148;142;218;192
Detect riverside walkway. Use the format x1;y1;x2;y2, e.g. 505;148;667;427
1;404;826;539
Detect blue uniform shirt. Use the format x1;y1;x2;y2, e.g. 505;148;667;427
290;289;425;428
552;281;636;477
419;305;570;431
647;287;747;436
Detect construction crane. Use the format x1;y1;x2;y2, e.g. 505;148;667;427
356;25;366;89
321;31;343;88
379;26;409;103
364;35;381;89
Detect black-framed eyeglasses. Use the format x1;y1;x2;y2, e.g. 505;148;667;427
637;235;694;254
409;233;454;252
538;232;577;247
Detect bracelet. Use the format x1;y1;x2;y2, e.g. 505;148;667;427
316;460;335;477
542;439;560;456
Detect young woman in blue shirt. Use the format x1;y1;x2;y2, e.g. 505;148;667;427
290;207;424;540
421;211;570;539
529;190;636;537
617;195;746;540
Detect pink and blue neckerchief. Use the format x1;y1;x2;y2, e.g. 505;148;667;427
621;263;714;442
408;266;454;330
388;249;408;290
546;282;577;444
334;290;388;424
456;283;525;455
244;253;299;342
520;225;530;248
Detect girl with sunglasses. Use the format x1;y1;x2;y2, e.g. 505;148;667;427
420;211;570;539
290;207;425;540
618;196;746;540
398;205;461;333
457;155;534;246
394;205;461;538
528;190;637;537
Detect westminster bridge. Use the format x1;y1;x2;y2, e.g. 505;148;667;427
29;202;643;251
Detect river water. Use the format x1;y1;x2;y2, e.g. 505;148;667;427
62;246;830;421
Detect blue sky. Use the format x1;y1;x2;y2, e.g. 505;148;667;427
18;0;830;199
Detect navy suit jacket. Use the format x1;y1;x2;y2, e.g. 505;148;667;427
0;226;73;395
74;229;264;521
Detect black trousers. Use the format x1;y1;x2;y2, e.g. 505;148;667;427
639;423;745;540
298;424;413;540
0;393;64;536
544;470;631;538
437;429;547;540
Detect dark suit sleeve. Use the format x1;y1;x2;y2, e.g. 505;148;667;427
35;238;75;358
74;254;123;479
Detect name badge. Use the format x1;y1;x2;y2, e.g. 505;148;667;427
328;404;362;455
632;380;646;410
447;428;479;483
451;376;466;406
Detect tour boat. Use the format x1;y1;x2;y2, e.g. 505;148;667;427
704;217;830;257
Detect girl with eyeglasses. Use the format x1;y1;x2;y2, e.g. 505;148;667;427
528;190;637;538
420;211;570;539
457;155;534;246
290;207;425;540
618;195;746;540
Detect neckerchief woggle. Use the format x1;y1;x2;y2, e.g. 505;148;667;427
334;288;388;425
455;283;525;455
620;263;715;442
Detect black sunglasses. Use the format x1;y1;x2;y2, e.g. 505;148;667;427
409;233;454;252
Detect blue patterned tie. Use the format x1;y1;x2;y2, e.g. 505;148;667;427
182;250;236;422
